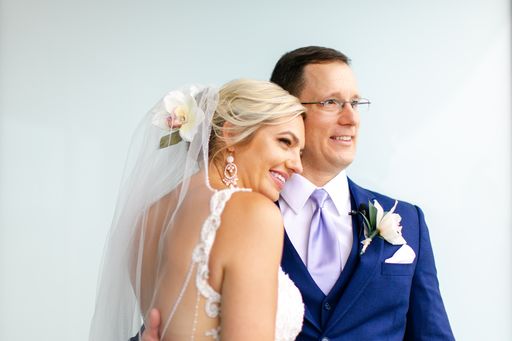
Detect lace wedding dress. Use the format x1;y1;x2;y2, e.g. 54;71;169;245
175;187;305;340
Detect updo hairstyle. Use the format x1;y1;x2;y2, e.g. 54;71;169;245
208;79;305;164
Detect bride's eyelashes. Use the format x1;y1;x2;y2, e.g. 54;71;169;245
278;137;292;146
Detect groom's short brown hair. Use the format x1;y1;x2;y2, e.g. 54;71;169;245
270;46;350;97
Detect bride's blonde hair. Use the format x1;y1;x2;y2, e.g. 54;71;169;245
208;79;305;163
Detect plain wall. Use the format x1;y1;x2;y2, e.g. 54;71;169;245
0;0;510;340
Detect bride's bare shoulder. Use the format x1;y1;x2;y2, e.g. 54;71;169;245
223;190;282;228
211;190;284;265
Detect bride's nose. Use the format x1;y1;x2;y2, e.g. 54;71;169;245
286;152;303;174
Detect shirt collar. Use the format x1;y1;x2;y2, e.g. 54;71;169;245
279;170;350;215
323;170;350;216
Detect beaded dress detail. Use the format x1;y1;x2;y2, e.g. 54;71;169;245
190;187;304;340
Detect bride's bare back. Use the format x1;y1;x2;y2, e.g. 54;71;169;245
137;171;285;340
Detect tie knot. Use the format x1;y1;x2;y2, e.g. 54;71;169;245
310;189;329;208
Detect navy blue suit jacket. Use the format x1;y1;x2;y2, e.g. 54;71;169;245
281;178;455;340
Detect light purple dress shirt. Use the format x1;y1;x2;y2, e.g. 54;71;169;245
278;171;354;272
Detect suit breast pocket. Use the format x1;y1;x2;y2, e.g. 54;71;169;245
381;262;415;276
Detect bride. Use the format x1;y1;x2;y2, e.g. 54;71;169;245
89;79;305;340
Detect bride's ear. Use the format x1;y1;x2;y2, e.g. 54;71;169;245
221;121;236;148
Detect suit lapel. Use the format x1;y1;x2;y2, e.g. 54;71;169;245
325;179;383;333
281;232;323;331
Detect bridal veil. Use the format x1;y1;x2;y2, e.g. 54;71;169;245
89;85;220;340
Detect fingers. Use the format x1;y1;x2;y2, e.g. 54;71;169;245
149;308;161;331
142;308;161;341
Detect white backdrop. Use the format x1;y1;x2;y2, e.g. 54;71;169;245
0;0;510;340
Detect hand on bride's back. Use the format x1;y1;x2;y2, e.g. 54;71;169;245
142;309;161;341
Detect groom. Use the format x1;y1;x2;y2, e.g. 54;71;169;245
140;46;455;340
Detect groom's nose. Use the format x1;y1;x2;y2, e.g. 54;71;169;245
337;104;359;126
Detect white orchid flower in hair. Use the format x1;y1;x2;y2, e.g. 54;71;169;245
152;87;205;148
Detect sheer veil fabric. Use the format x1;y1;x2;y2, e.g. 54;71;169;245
89;85;223;340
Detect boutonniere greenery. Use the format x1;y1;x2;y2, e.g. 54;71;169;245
352;200;407;255
151;87;204;149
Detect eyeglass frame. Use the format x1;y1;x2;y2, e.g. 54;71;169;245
301;98;371;113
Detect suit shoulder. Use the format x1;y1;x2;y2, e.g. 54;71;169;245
349;178;419;212
348;178;425;233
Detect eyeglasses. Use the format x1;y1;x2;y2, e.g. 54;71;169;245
301;98;371;114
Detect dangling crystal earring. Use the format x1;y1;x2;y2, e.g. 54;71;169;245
222;153;238;188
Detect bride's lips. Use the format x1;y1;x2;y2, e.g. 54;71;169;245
269;170;289;191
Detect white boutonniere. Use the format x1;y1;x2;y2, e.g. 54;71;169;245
352;200;406;255
152;87;204;148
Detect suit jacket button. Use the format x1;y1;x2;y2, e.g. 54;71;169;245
324;302;331;310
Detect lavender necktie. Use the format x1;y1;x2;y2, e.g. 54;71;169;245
307;189;342;295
